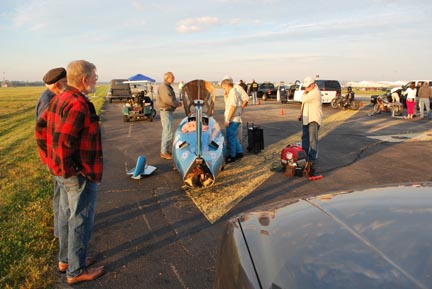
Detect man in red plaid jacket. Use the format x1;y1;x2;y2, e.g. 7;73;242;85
35;60;104;285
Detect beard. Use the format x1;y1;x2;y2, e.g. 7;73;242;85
86;84;96;94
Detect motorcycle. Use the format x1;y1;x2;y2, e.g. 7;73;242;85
331;92;359;110
370;95;403;117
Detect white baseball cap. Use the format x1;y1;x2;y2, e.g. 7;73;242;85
303;77;315;87
222;75;233;82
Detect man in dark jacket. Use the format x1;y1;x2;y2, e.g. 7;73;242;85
250;79;259;105
34;67;68;239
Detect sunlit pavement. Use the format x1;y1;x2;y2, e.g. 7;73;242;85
70;93;432;289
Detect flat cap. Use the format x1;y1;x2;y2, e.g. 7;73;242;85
43;67;66;84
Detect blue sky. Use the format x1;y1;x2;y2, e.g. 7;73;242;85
1;0;431;83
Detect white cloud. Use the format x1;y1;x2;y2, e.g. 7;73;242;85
131;0;145;11
13;0;50;30
176;16;220;33
122;18;148;28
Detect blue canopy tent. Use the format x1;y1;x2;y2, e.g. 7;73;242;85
123;73;156;97
124;73;156;83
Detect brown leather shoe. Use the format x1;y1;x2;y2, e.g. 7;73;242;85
58;256;96;273
66;266;104;285
160;153;173;160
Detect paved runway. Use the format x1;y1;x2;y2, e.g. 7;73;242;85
66;93;432;289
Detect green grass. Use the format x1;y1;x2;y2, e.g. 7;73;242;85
0;86;107;289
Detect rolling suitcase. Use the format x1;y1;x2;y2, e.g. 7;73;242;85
247;122;264;153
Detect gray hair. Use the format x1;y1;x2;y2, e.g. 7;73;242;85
221;78;233;86
164;72;174;81
67;60;96;88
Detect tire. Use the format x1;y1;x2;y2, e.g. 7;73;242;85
330;98;339;109
373;104;382;114
393;105;403;116
152;109;157;118
123;115;129;122
350;100;360;110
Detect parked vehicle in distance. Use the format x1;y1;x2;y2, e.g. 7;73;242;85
315;79;341;103
283;79;341;104
107;79;132;103
276;84;289;103
399;80;432;107
215;184;432;289
258;82;277;100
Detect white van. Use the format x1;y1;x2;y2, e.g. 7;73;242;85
284;79;341;104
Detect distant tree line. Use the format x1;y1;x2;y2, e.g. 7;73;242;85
3;81;44;87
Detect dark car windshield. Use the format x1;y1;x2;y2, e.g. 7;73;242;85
259;83;275;90
315;80;341;92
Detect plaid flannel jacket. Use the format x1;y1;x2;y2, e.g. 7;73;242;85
35;87;103;182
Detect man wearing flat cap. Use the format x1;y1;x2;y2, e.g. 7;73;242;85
35;67;68;120
298;76;322;175
34;67;68;241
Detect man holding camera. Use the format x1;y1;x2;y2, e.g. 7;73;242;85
298;77;323;168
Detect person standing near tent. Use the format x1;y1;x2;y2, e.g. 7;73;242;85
157;72;182;160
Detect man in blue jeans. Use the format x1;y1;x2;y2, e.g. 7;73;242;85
298;77;322;174
35;60;104;285
35;67;68;239
221;76;248;163
157;72;182;160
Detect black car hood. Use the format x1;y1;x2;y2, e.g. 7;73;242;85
238;184;432;289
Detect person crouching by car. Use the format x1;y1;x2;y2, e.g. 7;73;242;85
221;76;246;163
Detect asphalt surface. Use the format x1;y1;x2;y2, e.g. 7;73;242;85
56;91;432;289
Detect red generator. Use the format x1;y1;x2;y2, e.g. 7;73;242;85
281;145;308;166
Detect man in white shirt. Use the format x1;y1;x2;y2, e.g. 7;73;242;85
298;77;323;164
221;76;246;163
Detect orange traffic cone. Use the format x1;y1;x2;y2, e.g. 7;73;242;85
280;108;285;116
359;101;363;107
258;99;261;105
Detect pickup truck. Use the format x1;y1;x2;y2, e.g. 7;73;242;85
258;82;277;100
107;79;132;103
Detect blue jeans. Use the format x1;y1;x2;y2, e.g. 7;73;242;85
302;122;320;161
160;110;173;154
251;91;258;105
56;175;97;278
226;121;243;158
53;176;60;238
